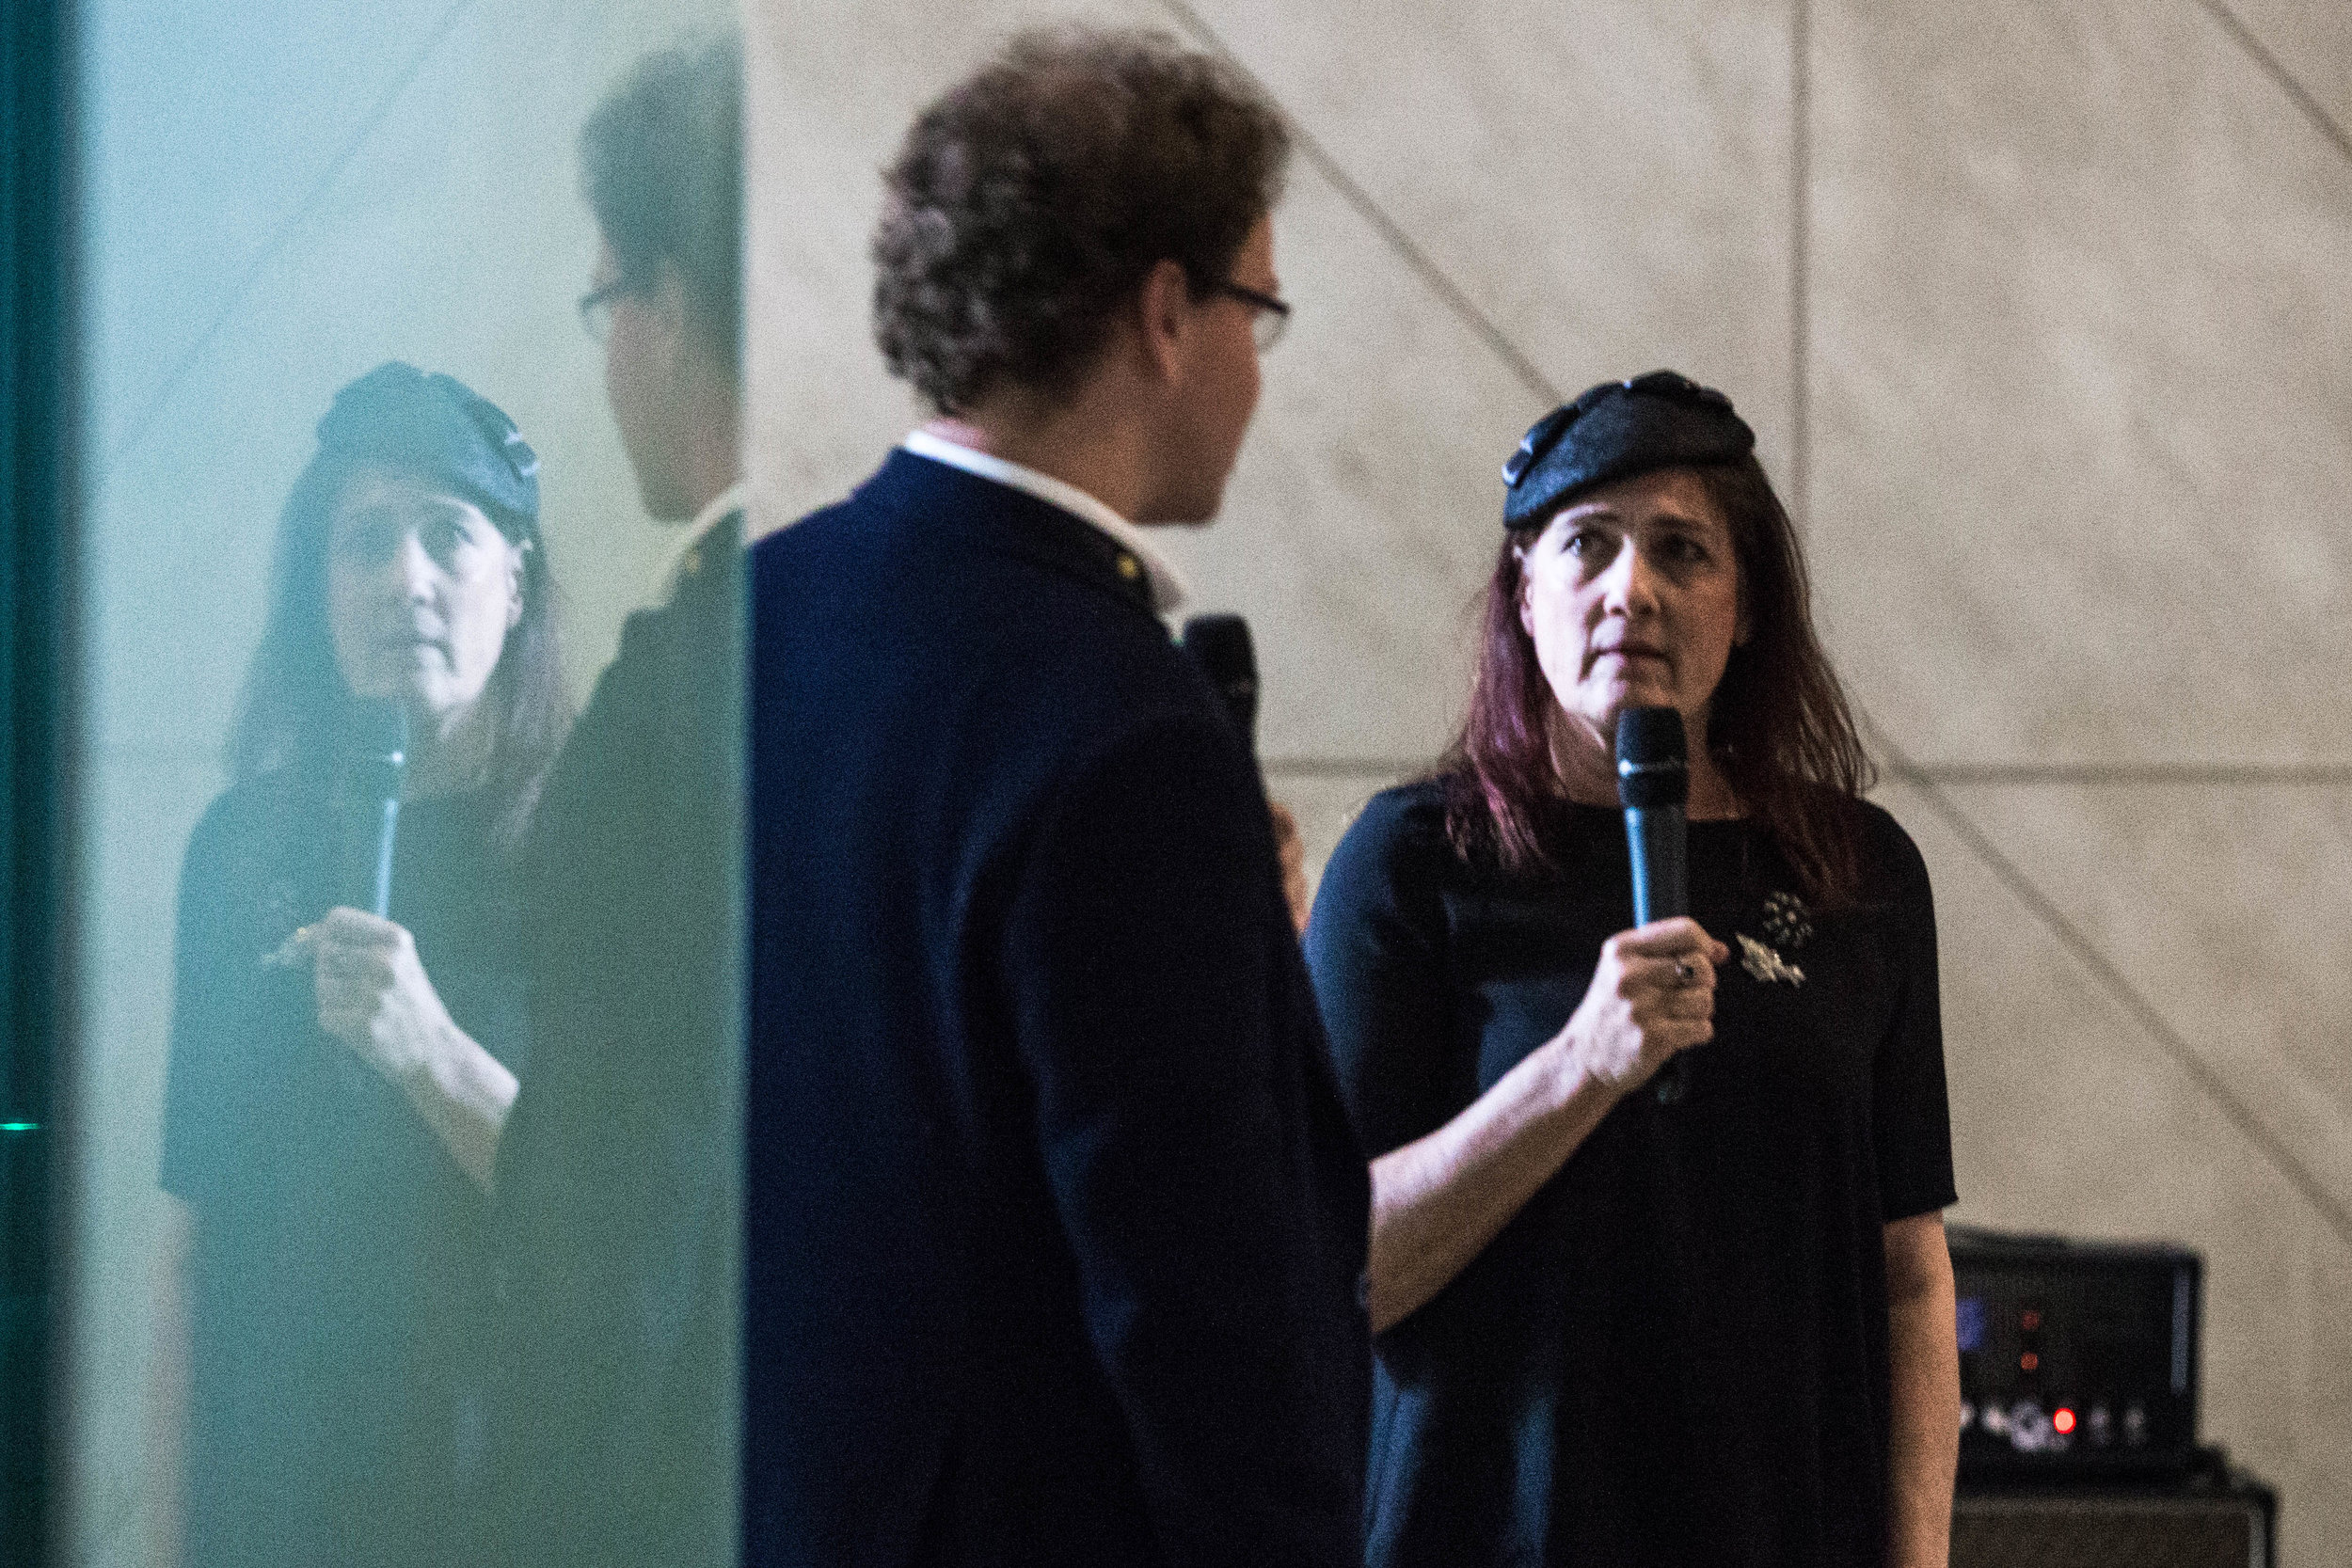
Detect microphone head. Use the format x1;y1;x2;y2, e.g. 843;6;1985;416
1181;613;1259;747
1613;705;1689;808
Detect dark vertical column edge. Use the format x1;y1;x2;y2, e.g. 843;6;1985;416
2;0;82;1560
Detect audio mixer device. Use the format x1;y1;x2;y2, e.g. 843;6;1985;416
1947;1228;2277;1568
1948;1226;2201;1482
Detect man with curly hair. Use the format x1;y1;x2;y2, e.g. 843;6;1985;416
743;25;1369;1568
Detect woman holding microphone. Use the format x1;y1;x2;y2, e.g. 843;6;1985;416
1307;372;1959;1568
154;363;567;1566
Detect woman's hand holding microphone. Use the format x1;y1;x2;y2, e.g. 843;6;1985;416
305;908;463;1082
1552;917;1727;1097
1359;914;1730;1333
293;907;517;1190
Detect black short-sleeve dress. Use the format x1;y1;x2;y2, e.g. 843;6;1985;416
1305;781;1956;1568
160;768;528;1568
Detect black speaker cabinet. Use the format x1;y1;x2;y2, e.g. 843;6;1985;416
1953;1469;2277;1568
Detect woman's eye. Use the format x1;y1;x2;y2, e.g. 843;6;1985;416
421;515;467;564
1659;534;1708;565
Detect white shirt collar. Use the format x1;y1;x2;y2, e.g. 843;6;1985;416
900;429;1188;615
653;479;753;600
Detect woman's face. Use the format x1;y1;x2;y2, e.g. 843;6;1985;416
325;467;524;728
1517;466;1745;752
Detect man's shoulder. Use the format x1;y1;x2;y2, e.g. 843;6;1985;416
532;573;737;855
599;535;743;688
752;487;863;566
758;466;1175;674
745;451;1221;808
663;508;744;613
755;451;1160;622
752;451;930;565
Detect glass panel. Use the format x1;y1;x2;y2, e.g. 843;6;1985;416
70;3;742;1562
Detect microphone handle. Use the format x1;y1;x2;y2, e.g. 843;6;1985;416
1624;803;1692;1103
369;796;400;919
325;790;401;1094
1624;805;1687;925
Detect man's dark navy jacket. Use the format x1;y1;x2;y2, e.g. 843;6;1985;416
498;514;742;1566
745;451;1372;1568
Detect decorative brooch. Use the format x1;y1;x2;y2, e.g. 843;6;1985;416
1759;890;1812;951
1737;890;1810;987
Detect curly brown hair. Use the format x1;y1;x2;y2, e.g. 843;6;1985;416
1442;456;1877;908
872;25;1290;414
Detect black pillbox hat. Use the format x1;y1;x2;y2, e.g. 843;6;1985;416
1501;370;1754;531
310;361;542;541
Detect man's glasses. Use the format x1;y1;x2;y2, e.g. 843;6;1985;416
577;277;637;344
1206;277;1292;353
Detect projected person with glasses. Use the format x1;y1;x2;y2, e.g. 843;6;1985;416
486;33;744;1568
1306;372;1961;1568
743;25;1367;1568
154;363;565;1568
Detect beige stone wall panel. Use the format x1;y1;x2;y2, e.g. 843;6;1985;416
1809;0;2352;768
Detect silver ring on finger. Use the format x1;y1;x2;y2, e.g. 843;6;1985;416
1673;958;1699;987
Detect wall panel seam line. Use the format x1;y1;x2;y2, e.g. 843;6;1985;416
1889;764;2352;785
1269;758;2352;784
103;0;484;480
1868;722;2352;1251
1263;758;1424;779
1789;0;1811;530
1148;0;1563;408
2195;0;2352;169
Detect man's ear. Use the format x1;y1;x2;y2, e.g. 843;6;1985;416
1132;257;1195;385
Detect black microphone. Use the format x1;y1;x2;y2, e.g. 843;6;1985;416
1181;613;1259;750
342;701;408;918
1615;705;1691;1103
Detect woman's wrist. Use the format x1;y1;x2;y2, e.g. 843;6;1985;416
402;1021;517;1179
1541;1024;1624;1121
391;1010;464;1102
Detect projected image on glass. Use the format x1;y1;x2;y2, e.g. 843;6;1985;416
72;8;741;1565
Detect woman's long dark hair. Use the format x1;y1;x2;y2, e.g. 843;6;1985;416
229;457;571;852
1439;455;1875;907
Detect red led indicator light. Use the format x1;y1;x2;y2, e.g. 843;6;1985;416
2020;1353;2040;1372
2021;1310;2042;1331
2054;1408;2077;1435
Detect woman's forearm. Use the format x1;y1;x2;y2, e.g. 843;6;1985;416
1884;1212;1960;1568
1367;1040;1620;1333
400;1024;518;1193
